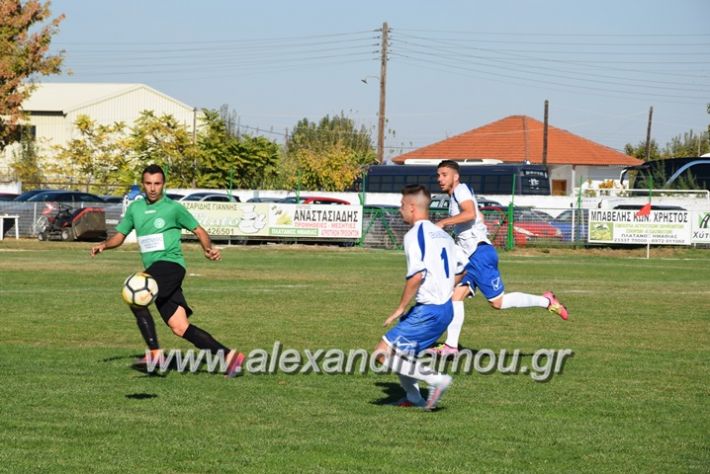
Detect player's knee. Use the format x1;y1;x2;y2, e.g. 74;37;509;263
489;298;503;309
169;319;189;337
374;341;390;364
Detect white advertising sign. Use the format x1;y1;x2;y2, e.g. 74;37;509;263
588;209;691;245
181;202;363;239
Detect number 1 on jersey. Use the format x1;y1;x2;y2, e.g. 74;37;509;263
440;247;450;278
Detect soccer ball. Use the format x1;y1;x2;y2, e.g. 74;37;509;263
122;272;159;307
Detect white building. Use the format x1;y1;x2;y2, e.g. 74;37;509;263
2;82;199;171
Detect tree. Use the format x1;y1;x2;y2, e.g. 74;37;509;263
9;125;44;187
661;129;710;158
0;0;64;150
287;113;375;162
282;142;363;192
624;140;660;161
126;110;199;187
283;113;377;190
197;109;280;189
52;115;128;192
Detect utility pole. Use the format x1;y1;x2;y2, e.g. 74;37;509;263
645;106;654;161
192;107;197;187
377;22;389;164
542;100;549;166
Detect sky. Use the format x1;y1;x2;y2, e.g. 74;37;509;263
43;0;710;160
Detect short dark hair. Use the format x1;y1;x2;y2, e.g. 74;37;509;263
401;184;431;201
142;164;165;181
437;160;459;172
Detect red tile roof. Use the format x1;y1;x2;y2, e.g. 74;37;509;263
392;115;642;166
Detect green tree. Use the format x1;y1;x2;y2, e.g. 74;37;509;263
282;142;363;192
9;126;44;187
126;110;199;187
624;140;660;161
661;129;710;158
287;113;375;161
52;115;127;193
197;109;279;189
283;113;377;191
0;0;64;150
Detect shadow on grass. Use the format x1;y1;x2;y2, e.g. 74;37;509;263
125;393;158;400
370;382;407;406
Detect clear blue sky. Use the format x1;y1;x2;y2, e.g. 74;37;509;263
46;0;710;159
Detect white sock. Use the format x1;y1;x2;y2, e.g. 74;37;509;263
397;374;424;404
388;353;443;386
444;301;465;348
499;292;549;309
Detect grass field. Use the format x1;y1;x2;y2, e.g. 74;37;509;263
0;241;708;473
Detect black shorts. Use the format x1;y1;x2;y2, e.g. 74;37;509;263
145;261;193;323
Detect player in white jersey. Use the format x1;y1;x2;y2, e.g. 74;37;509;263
431;160;568;356
374;184;456;410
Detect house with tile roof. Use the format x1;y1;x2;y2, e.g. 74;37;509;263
392;115;642;196
2;83;199;171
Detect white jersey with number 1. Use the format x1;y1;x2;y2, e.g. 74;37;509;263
403;219;456;305
449;182;491;257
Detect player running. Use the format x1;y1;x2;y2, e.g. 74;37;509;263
375;184;456;410
431;160;568;356
90;164;245;377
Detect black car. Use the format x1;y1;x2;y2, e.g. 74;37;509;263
26;190;106;203
14;189;52;201
0;192;19;201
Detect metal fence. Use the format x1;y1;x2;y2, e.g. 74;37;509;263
0;201;122;241
2;201;706;250
359;206;591;250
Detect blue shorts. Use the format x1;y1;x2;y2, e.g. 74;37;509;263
460;243;505;300
384;301;453;355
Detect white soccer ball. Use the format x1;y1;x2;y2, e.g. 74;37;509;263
122;272;159;307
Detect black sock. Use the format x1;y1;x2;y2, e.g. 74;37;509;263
182;324;229;355
131;306;160;350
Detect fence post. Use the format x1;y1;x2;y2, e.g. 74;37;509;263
506;174;516;251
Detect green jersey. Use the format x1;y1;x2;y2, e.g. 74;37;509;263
115;196;199;269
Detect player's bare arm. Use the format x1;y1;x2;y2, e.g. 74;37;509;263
193;226;221;261
383;271;424;327
90;232;126;257
436;199;477;229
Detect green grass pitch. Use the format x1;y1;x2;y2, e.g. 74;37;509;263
0;241;707;473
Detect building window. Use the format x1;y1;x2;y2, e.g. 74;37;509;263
551;179;567;195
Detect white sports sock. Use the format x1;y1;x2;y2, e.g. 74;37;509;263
499;292;549;309
388;353;444;386
397;374;424;404
445;301;465;348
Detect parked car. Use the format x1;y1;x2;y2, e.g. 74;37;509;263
26;190;106;203
612;204;685;211
479;206;562;247
0;192;19;201
101;195;124;203
246;197;284;203
279;196;350;205
477;196;503;209
165;192;185;200
550;209;590;241
14;189;52;201
180;192;240;202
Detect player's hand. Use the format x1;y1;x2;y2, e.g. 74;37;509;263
383;310;403;327
204;247;221;261
90;243;105;257
435;220;446;229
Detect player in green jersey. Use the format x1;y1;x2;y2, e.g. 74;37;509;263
91;164;244;377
